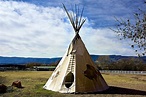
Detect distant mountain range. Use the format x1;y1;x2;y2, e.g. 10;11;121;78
0;55;146;65
0;56;61;65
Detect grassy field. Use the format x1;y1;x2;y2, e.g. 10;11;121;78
0;71;146;97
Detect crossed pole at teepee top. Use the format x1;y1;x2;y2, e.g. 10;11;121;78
62;4;86;35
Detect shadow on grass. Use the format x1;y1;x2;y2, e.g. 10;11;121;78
100;86;146;95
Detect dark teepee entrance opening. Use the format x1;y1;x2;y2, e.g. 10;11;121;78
64;72;74;88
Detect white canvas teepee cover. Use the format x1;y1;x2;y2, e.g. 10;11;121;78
43;5;109;93
43;34;109;93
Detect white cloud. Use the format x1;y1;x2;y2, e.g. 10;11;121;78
0;1;72;57
80;27;135;56
0;1;135;58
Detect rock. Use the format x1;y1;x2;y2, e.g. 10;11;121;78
0;84;7;93
12;81;23;88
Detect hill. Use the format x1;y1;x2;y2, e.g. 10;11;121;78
0;56;61;65
0;55;146;65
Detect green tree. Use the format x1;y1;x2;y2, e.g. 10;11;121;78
110;58;145;71
96;55;111;70
26;62;43;69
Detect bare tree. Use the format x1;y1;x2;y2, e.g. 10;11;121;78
114;2;146;56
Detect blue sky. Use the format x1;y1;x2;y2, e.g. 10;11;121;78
0;0;145;58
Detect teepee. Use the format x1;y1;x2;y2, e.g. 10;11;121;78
43;5;109;93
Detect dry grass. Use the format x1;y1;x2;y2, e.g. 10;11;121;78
0;71;146;97
103;73;146;91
